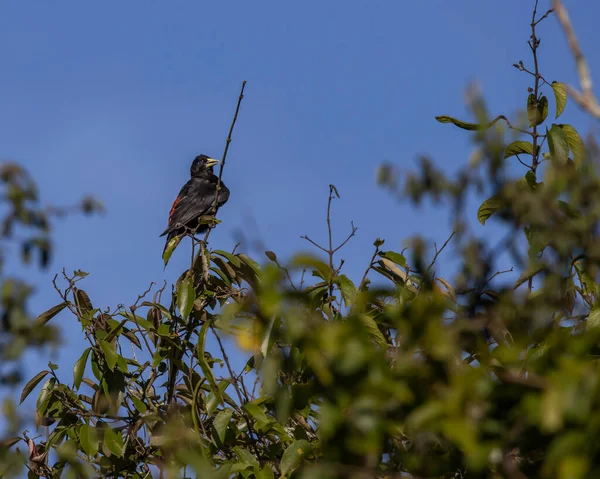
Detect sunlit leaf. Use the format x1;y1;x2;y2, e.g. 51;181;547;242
281;440;312;475
547;124;569;164
504;140;535;159
378;251;406;267
477;195;502;225
559;124;585;167
551;81;568;118
103;427;124;458
79;424;99;457
162;235;182;267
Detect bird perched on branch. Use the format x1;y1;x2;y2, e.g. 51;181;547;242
161;154;230;256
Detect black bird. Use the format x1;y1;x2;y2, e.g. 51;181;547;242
161;155;230;255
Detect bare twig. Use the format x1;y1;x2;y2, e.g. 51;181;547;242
553;0;600;119
427;231;455;271
202;80;247;245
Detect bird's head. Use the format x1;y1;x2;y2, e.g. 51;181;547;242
191;155;220;177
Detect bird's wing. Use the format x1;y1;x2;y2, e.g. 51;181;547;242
164;178;217;232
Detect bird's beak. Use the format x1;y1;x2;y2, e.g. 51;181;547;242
206;158;220;167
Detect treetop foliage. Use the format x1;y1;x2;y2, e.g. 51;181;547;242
3;2;600;478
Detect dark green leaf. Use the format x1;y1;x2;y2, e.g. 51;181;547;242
213;408;234;443
0;437;22;449
336;275;357;307
99;340;118;372
177;277;196;319
435;115;484;131
358;314;387;347
74;288;93;316
280;440;312;475
197;321;223;408
265;251;278;263
20;370;49;404
73;347;91;390
213;249;241;267
547;124;569;164
238;253;261;276
527;94;547;127
477;195;502;225
33;302;67;327
551;81;568;118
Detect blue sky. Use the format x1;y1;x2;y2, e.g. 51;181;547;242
1;1;599;415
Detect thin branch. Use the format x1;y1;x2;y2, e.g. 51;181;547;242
427;231;455;271
202;80;247;245
299;235;328;253
553;0;600;119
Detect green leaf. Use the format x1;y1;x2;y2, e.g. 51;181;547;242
177;277;196;319
435;115;484;131
559;124;585;167
213;249;241;267
256;466;275;479
238;253;261;276
538;95;548;124
525;170;537;189
79;424;99;457
98;340;118;372
245;402;271;427
36;377;56;416
280;440;312;475
0;437;22;449
547;124;569;164
73;347;91;390
551;81;568;119
358;314;387;347
292;254;331;280
588;306;600;330
527;94;547;127
336;274;357;307
233;446;259;469
213;408;234;443
33;302;67;327
103;428;124;458
477;195;502;225
504;140;535;159
197;321;223;408
378;251;406;267
162;235;182;267
131;395;147;414
74;288;93;316
20;370;49;404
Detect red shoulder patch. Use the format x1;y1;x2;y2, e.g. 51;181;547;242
169;195;182;223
